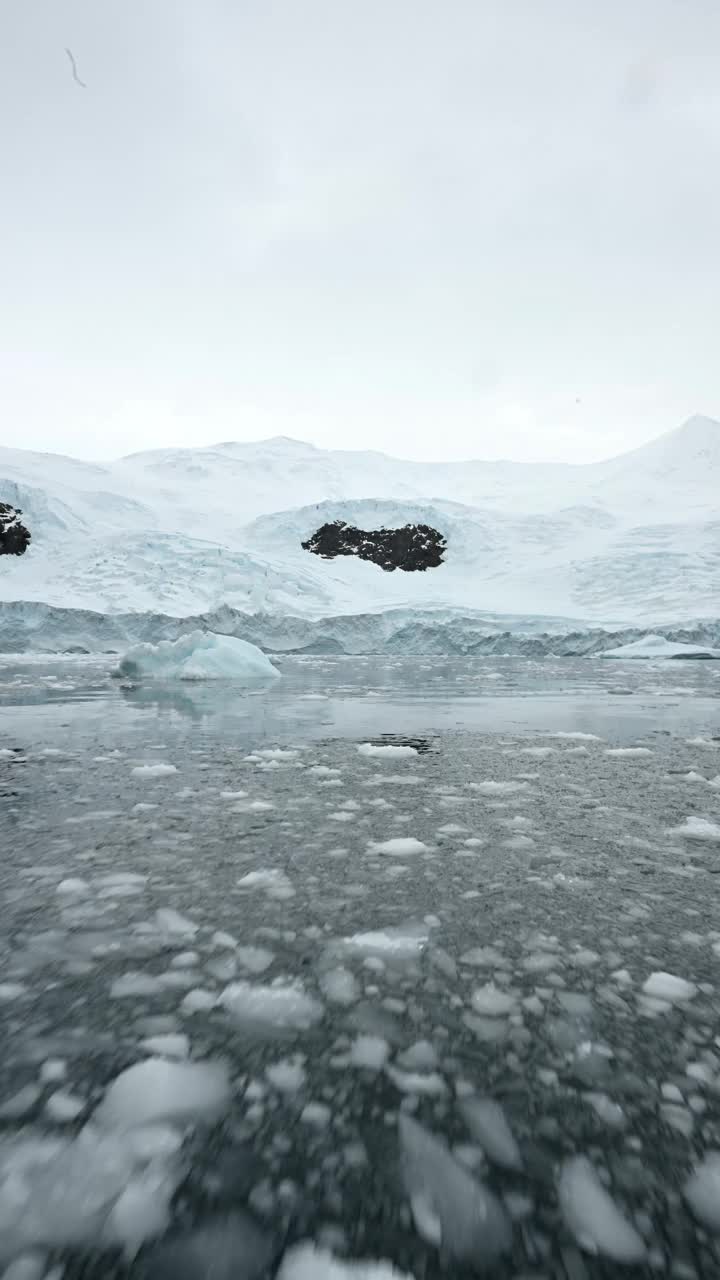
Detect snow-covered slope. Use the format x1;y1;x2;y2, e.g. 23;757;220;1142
0;417;718;650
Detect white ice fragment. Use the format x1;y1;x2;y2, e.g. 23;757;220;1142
349;1036;389;1070
237;868;294;898
95;1057;229;1130
642;972;697;1003
342;924;428;961
181;988;217;1014
399;1113;511;1264
319;966;360;1006
473;780;529;795
0;983;26;1002
102;1162;176;1259
131;764;178;778
684;1151;720;1230
357;743;418;759
219;980;323;1031
155;907;198;939
278;1243;415;1279
139;1034;190;1060
39;1061;66;1084
236;946;275;974
300;1102;332;1129
461;1098;522;1170
470;984;516;1017
111;972;164;999
56;879;90;896
584;1093;626;1129
0;1125;183;1261
558;1155;646;1263
211;930;238;949
604;748;653;758
266;1056;307;1093
367;838;429;856
667;817;720;843
45;1091;85;1122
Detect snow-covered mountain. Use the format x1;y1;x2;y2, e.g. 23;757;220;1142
0;416;718;651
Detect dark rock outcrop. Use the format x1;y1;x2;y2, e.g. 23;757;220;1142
0;503;31;556
301;520;447;572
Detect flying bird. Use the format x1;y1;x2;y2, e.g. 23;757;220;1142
65;47;87;88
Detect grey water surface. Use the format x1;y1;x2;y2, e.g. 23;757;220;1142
1;655;720;1279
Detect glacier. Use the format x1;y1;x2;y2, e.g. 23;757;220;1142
0;415;718;653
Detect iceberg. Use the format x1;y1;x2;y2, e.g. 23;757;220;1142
601;634;720;660
115;630;280;681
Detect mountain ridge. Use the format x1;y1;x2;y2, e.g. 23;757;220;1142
1;417;718;636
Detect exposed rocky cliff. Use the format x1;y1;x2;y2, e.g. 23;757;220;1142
301;520;446;572
0;503;31;556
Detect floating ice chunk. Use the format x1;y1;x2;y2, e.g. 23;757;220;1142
300;1102;332;1129
266;1056;307;1093
0;983;26;1002
319;966;360;1006
56;878;90;896
398;1114;511;1265
140;1034;190;1060
357;743;418;760
642;972;697;1003
219;980;323;1031
367;838;428;856
601;635;720;660
558;1155;646;1262
117;632;280;682
95;1058;230;1130
461;1098;522;1170
211;930;238;949
684;1151;720;1231
584;1093;626;1129
278;1243;415;1279
45;1091;85;1122
256;748;300;760
604;747;653;758
131;764;178;778
349;1036;389;1070
236;946;275;974
237;869;294;898
111;972;164;999
181;988;217;1014
473;780;529;795
0;1125;183;1261
667;817;720;842
102;1163;177;1259
342;923;428;961
155;908;198;940
470;984;516;1017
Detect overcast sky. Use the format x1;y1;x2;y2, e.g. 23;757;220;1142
2;1;719;463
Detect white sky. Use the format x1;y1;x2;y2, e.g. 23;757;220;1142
1;0;719;463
